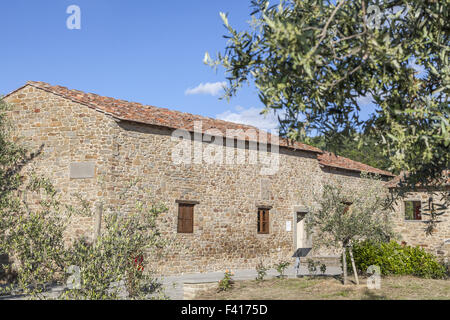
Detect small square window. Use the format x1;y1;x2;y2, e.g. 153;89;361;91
404;201;421;220
177;203;194;233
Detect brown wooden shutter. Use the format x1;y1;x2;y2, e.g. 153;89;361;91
178;204;194;233
414;201;422;220
257;208;269;234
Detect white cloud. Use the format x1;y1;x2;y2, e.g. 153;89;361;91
185;82;227;96
356;94;374;107
216;106;280;133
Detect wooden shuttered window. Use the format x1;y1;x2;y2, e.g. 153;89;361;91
257;208;270;234
177;203;194;233
404;201;422;220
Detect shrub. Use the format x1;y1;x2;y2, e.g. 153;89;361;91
444;261;450;277
0;174;169;299
218;270;234;291
306;259;318;276
274;260;290;278
347;240;447;279
306;259;327;276
320;263;327;275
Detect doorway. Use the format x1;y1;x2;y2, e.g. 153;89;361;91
295;212;311;249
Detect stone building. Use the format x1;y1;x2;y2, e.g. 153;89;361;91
2;81;448;275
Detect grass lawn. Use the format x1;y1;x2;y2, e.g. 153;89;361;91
194;276;450;300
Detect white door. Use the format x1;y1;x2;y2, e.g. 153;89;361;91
296;212;311;249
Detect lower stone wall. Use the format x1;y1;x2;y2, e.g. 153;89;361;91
183;282;217;300
299;255;341;268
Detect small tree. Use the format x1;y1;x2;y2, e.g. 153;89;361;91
0;99;42;282
61;201;168;300
306;173;395;285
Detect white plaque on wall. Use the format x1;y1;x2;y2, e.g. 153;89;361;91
286;220;292;232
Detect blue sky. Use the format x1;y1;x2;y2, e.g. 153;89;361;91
0;0;376;132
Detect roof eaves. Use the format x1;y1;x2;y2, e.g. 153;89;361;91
320;163;395;177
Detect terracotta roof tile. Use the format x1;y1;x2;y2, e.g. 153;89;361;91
6;81;395;177
24;81;323;154
318;152;395;177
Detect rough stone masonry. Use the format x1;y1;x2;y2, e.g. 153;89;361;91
2;81;448;275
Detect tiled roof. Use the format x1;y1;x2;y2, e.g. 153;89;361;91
23;81;322;154
385;170;450;188
5;81;394;177
318;152;395;177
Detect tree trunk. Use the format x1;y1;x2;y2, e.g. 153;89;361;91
348;246;359;285
342;247;348;285
93;203;103;245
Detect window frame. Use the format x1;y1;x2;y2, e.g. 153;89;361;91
257;208;270;234
404;200;422;221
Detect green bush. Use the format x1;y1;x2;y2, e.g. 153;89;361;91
255;261;268;282
346;240;447;279
274;260;290;278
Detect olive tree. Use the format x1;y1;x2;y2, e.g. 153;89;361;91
206;0;449;191
306;173;396;285
0;98;40;282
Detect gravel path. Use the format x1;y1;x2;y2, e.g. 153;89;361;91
158;265;342;300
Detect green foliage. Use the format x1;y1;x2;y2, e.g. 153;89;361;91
0;100;43;285
320;263;327;275
347;240;447;279
306;131;393;172
62;202;168;300
0;175;68;297
218;270;234;291
306;173;395;284
255;261;269;281
306;259;319;276
274;260;290;277
444;261;450;277
306;259;327;276
207;0;449;189
0;175;169;299
0;99;169;299
0;99;29;209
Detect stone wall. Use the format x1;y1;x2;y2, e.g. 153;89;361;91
105;120;327;274
4;86;115;244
